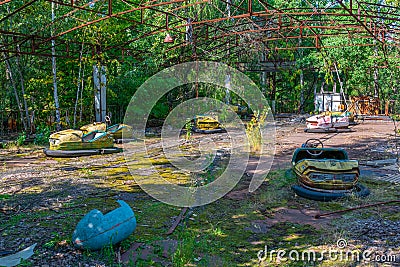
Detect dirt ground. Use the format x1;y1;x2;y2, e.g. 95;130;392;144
1;117;400;266
2;117;398;170
273;118;399;169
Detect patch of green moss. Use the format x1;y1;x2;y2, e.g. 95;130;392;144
3;136;400;267
0;194;11;200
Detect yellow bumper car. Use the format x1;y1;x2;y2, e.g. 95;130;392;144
44;129;121;158
193;115;225;134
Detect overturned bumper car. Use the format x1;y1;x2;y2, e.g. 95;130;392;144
72;200;136;251
193;115;225;134
291;139;369;201
44;129;122;158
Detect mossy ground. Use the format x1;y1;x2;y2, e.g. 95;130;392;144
0;139;399;266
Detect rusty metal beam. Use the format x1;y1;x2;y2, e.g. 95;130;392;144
47;0;200;41
0;0;39;23
2;0;189;57
163;30;378;63
1;0;399;61
248;0;252;14
336;0;383;44
359;1;400;10
154;23;390;58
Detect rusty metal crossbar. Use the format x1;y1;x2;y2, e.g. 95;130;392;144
0;0;399;63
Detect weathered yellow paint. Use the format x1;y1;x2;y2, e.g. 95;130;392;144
80;123;133;139
80;122;107;133
195;115;220;130
49;130;114;150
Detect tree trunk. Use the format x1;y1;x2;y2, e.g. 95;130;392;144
373;67;379;98
100;65;107;122
73;43;85;128
314;76;317;112
333;80;337;93
298;38;304;114
299;70;304;114
224;73;231;105
79;54;87;122
93;64;101;122
3;53;27;131
2;5;27;131
260;50;267;96
270;73;276;103
15;44;31;131
260;71;266;95
93;64;107;122
80;72;84;122
51;2;61;131
320;80;325;93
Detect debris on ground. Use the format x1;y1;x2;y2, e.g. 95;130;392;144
120;240;178;266
0;243;37;267
346;218;400;246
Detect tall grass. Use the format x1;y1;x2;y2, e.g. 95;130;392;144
245;108;268;155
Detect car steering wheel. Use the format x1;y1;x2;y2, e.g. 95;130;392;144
303;138;324;156
105;115;111;126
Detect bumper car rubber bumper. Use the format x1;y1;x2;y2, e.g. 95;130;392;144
292;183;370;201
44;147;122;158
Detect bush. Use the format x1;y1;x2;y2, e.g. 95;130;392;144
34;125;51;145
245;108;269;155
16;132;26;146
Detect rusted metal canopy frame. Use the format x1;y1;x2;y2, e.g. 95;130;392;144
168;26;387;63
0;0;110;60
0;0;399;63
0;0;189;61
158;0;400;68
170;34;379;66
161;10;391;60
163;0;399;59
0;1;394;47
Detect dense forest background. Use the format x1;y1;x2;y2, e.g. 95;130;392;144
1;0;400;136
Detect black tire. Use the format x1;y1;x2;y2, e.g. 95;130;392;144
99;148;123;154
44;147;122;158
192;127;225;134
304;128;338;133
292;184;370;201
114;138;136;144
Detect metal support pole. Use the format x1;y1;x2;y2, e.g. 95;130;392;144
52;1;61;131
248;0;252;15
225;73;231;105
93;64;101;122
100;66;107;122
